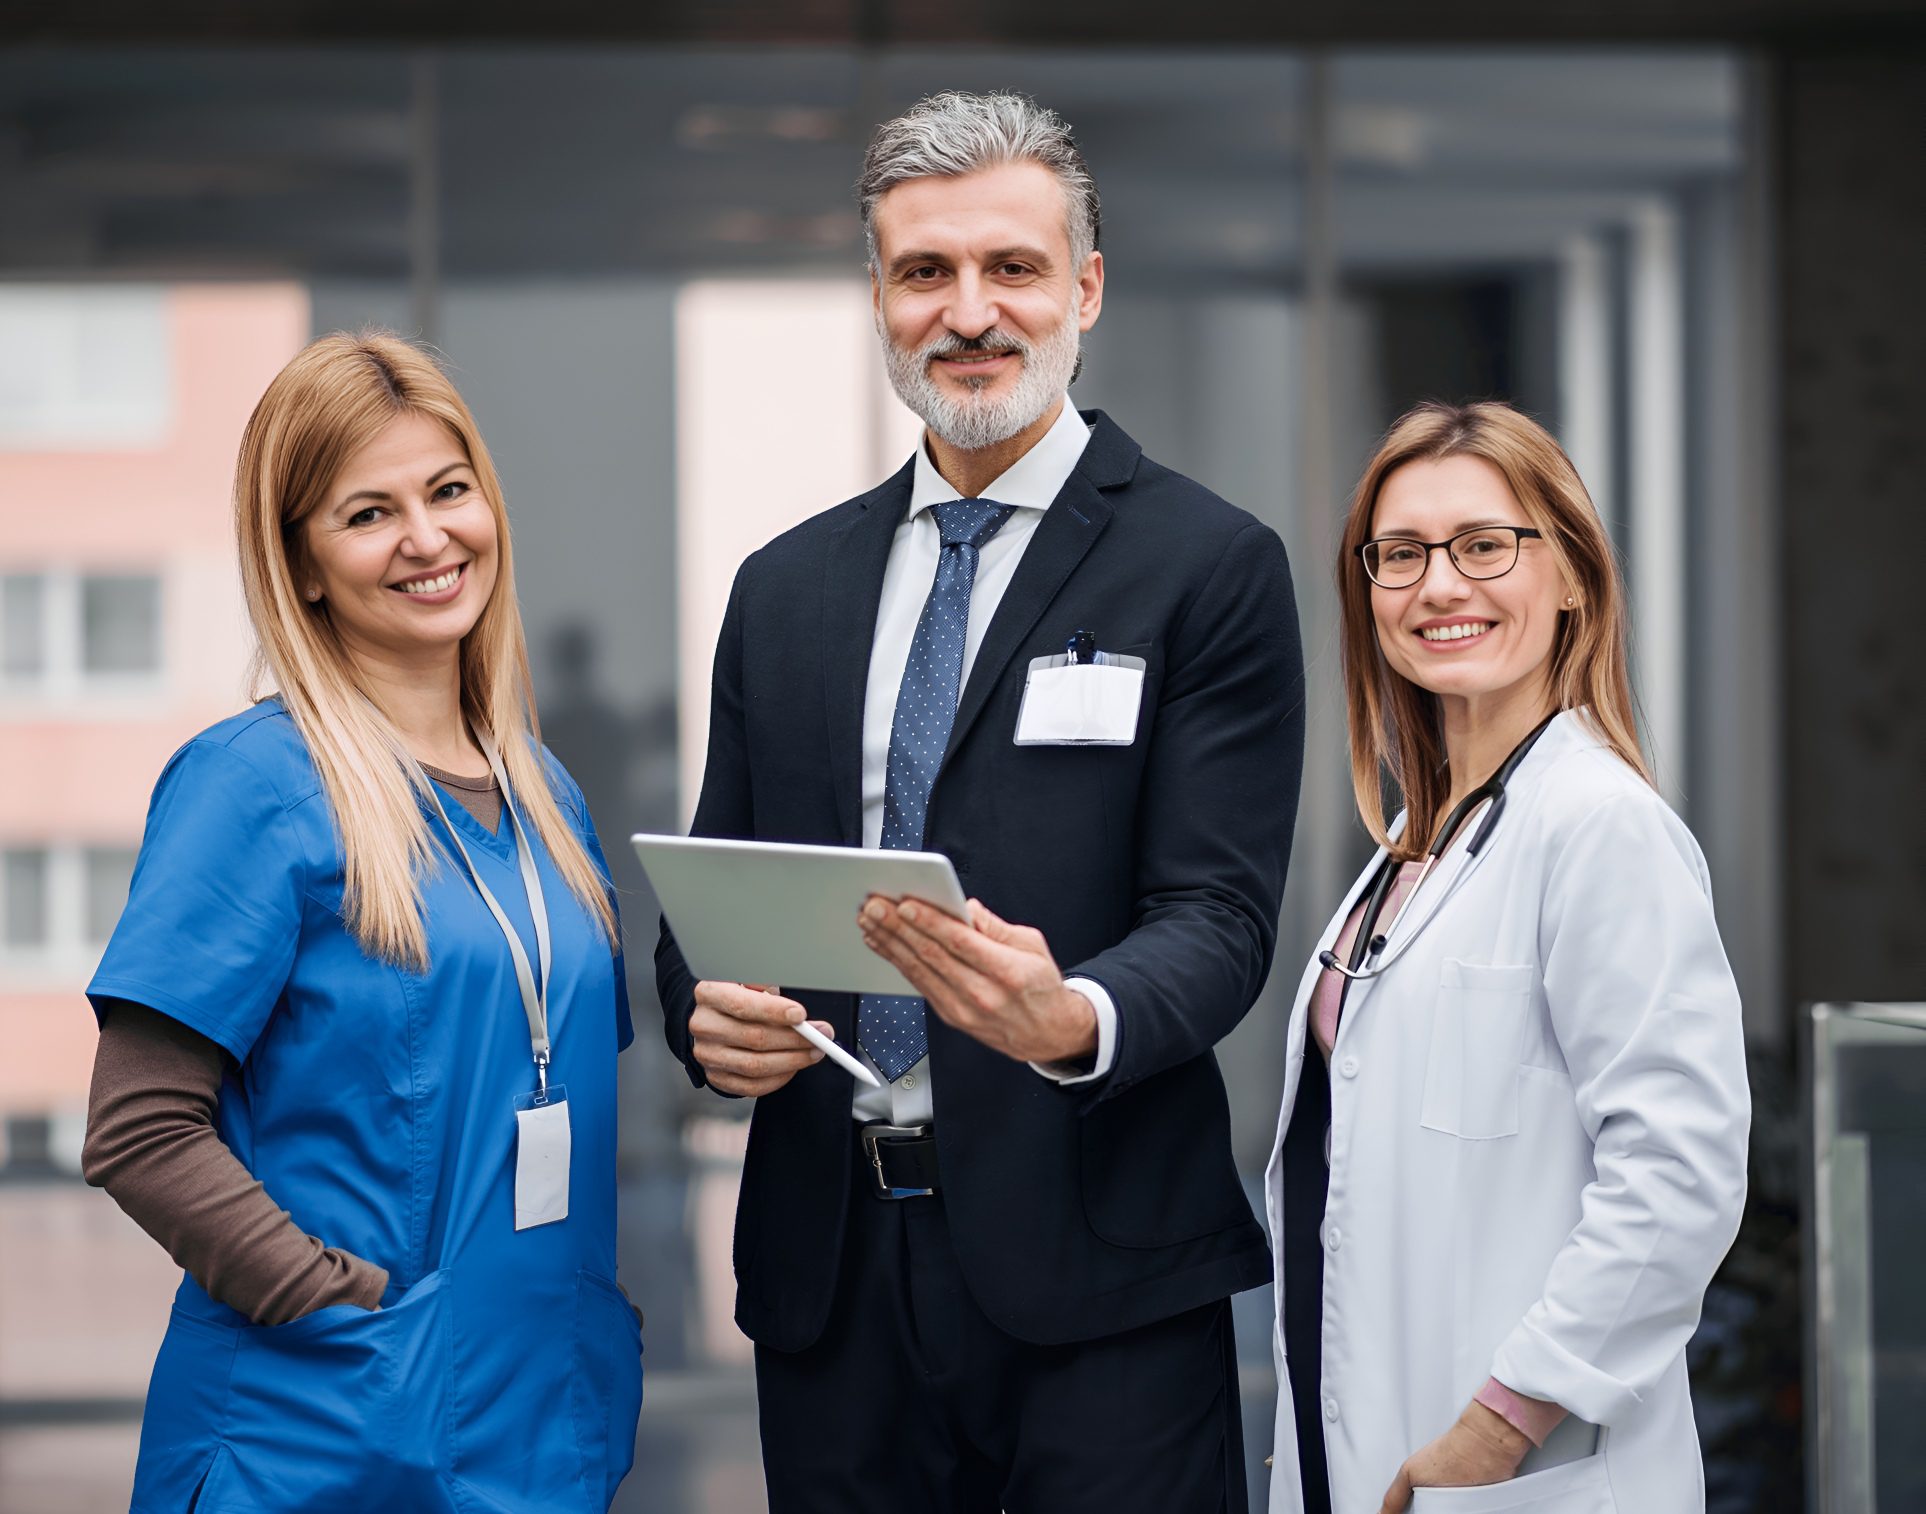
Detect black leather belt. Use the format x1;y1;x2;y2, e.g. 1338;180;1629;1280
859;1123;939;1200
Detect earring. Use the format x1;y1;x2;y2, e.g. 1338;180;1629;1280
305;587;321;602
1564;595;1577;609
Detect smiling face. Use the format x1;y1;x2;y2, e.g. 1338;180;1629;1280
1368;453;1572;721
871;160;1103;450
300;410;498;672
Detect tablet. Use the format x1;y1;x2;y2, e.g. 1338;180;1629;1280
630;834;970;997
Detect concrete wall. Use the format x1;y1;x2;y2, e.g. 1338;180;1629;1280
1778;53;1926;1009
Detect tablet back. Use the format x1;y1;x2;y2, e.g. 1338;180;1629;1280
630;834;968;997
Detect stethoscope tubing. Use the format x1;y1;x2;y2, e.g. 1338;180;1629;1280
1316;711;1559;983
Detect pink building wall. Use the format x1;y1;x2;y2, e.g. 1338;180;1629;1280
0;284;309;1114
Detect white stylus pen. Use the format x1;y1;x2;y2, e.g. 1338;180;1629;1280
794;1018;882;1088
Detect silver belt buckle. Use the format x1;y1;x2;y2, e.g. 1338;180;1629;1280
861;1122;934;1200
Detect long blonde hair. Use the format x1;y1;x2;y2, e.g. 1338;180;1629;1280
1338;400;1651;861
234;331;617;969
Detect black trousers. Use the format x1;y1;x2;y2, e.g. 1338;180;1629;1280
1280;1048;1334;1514
755;1136;1249;1514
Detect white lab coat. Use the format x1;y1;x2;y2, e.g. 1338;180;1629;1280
1264;711;1750;1514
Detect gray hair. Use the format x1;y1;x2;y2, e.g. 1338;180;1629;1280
858;91;1102;274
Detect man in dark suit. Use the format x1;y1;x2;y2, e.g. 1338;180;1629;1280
656;90;1303;1513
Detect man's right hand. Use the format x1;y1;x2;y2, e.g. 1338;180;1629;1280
689;982;832;1097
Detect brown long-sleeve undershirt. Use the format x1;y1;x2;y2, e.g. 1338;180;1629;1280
81;766;501;1326
84;1001;390;1323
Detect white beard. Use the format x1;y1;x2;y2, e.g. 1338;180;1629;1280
882;300;1081;453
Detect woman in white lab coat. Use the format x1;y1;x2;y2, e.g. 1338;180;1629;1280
1266;400;1749;1514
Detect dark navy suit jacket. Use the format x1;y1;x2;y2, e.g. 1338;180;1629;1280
655;410;1304;1352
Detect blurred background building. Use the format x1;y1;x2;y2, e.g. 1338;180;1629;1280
1;2;1921;1510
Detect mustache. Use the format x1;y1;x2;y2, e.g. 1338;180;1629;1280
919;328;1031;361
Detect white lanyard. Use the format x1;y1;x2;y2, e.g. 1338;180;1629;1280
420;743;556;1097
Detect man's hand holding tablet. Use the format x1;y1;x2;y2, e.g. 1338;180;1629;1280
688;892;1099;1097
858;896;1099;1067
638;835;1093;1091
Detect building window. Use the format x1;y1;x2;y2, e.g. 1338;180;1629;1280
0;575;47;678
83;847;138;945
0;568;164;700
0;285;172;451
0;841;141;974
2;848;50;948
80;575;161;675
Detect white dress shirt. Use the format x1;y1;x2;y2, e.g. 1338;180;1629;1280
851;396;1119;1125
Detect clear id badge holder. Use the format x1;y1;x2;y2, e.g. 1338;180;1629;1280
1014;631;1147;747
513;1080;571;1231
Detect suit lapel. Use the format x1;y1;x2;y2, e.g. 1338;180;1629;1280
822;465;912;845
943;470;1114;764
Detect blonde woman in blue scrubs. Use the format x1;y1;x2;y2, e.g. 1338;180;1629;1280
83;332;642;1512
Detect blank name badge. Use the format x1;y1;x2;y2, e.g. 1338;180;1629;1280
513;1086;571;1231
1014;653;1146;746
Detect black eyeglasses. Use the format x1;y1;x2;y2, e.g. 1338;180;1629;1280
1357;526;1543;589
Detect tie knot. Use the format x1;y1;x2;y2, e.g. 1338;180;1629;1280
930;498;1016;551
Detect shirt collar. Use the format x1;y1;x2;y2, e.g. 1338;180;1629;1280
906;395;1093;516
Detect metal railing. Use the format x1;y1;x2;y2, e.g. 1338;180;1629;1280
1805;1002;1926;1514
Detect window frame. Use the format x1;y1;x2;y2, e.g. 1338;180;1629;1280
0;566;167;708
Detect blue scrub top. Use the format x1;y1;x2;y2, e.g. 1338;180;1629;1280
89;700;642;1514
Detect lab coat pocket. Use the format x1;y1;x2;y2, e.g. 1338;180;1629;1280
1408;1451;1615;1512
214;1266;453;1508
573;1270;645;1511
1420;960;1535;1140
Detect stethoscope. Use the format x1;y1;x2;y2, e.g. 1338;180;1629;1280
1317;710;1560;982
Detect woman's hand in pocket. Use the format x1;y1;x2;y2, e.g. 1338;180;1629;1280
1378;1400;1530;1513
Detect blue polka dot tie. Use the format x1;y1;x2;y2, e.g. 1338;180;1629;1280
858;498;1016;1081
